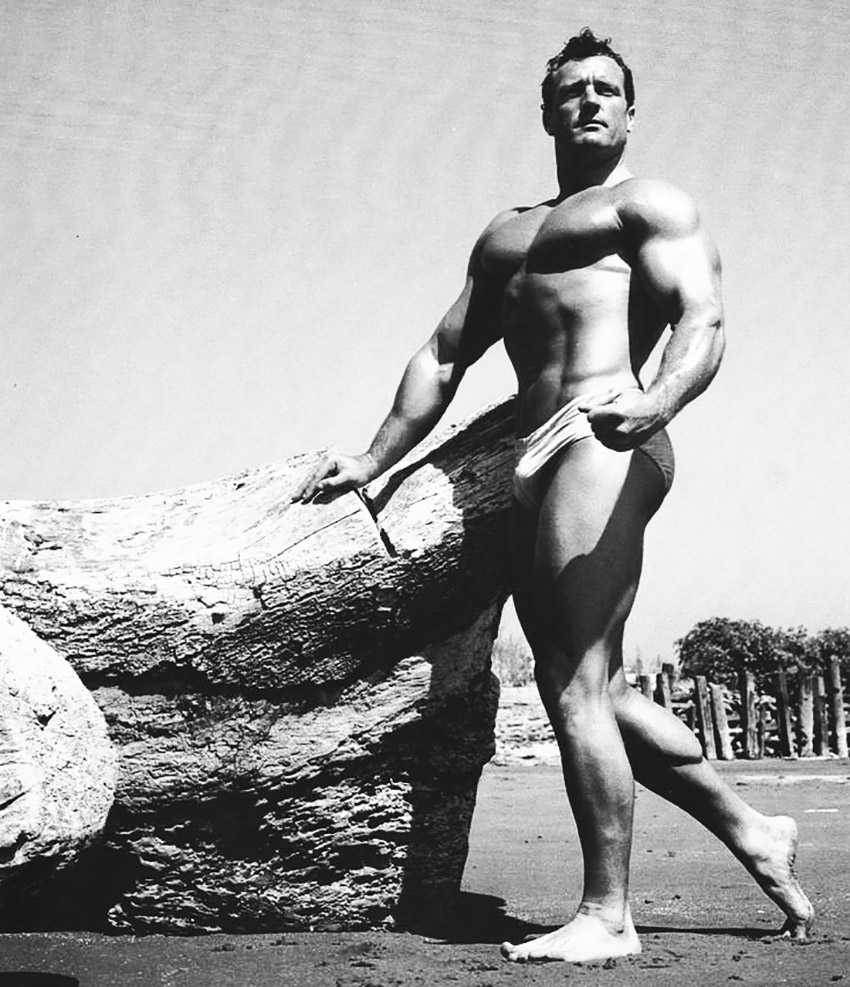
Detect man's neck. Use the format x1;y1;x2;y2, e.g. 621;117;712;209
554;146;633;198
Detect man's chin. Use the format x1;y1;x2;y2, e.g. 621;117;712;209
568;131;612;148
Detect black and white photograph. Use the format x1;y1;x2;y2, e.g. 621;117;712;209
0;1;848;984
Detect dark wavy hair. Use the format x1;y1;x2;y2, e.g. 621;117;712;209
541;28;635;114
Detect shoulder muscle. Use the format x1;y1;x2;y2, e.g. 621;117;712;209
616;179;701;242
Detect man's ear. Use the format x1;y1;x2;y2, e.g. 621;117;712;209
541;103;553;135
626;103;636;133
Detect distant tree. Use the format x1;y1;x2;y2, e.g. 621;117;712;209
675;617;793;688
812;626;850;676
676;619;850;688
780;625;820;677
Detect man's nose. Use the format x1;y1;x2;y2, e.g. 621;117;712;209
580;84;600;106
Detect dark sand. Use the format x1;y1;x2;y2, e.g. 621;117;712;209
1;759;848;987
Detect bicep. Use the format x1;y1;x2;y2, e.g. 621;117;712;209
629;190;723;328
638;232;722;326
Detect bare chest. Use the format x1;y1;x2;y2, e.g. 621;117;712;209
481;193;631;281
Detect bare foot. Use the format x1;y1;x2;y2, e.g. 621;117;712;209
500;909;641;963
740;815;813;941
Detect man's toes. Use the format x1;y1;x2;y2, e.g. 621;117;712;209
500;941;530;963
779;917;810;942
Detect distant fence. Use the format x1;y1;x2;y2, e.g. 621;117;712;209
635;657;849;760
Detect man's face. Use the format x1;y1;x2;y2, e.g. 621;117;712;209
544;55;634;152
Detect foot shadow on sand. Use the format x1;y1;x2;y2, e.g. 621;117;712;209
421;895;775;945
637;923;780;939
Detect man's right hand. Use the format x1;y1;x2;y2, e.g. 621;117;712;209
292;451;377;503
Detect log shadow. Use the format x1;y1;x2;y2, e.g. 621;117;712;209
426;891;549;944
0;977;79;987
0;844;142;933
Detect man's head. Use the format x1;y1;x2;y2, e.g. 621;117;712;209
540;28;635;154
541;29;635;116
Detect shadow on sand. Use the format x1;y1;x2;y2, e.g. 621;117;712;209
636;923;781;939
425;895;774;946
0;975;79;987
412;891;550;944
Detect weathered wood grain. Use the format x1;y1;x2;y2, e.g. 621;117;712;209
0;399;517;932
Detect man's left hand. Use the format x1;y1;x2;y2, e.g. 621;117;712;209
578;389;667;450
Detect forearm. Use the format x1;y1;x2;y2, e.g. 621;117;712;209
363;345;458;478
645;313;725;424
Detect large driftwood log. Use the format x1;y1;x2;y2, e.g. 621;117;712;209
0;400;517;932
0;605;116;916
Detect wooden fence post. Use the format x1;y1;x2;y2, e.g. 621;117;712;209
710;683;734;760
655;669;672;709
826;657;849;758
813;675;828;756
757;699;767;758
694;676;717;759
639;674;653;700
775;671;795;758
663;662;675;697
797;675;815;757
738;670;759;759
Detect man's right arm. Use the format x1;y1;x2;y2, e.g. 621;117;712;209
293;220;508;502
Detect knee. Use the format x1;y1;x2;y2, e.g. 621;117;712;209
611;681;705;765
608;676;637;715
534;651;611;732
533;648;574;699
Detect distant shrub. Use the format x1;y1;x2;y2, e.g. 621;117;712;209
491;632;535;687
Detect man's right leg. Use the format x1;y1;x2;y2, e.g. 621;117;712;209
501;440;663;963
608;669;814;938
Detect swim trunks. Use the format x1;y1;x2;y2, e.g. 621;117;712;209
512;393;675;511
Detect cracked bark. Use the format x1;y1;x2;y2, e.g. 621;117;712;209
0;399;517;933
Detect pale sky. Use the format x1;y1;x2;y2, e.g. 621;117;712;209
1;0;848;664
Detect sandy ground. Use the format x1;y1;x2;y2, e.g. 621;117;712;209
1;690;848;987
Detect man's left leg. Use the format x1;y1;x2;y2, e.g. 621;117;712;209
608;670;814;937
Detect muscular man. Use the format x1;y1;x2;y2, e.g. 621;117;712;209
295;29;813;964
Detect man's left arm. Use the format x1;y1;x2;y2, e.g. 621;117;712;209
584;181;725;448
